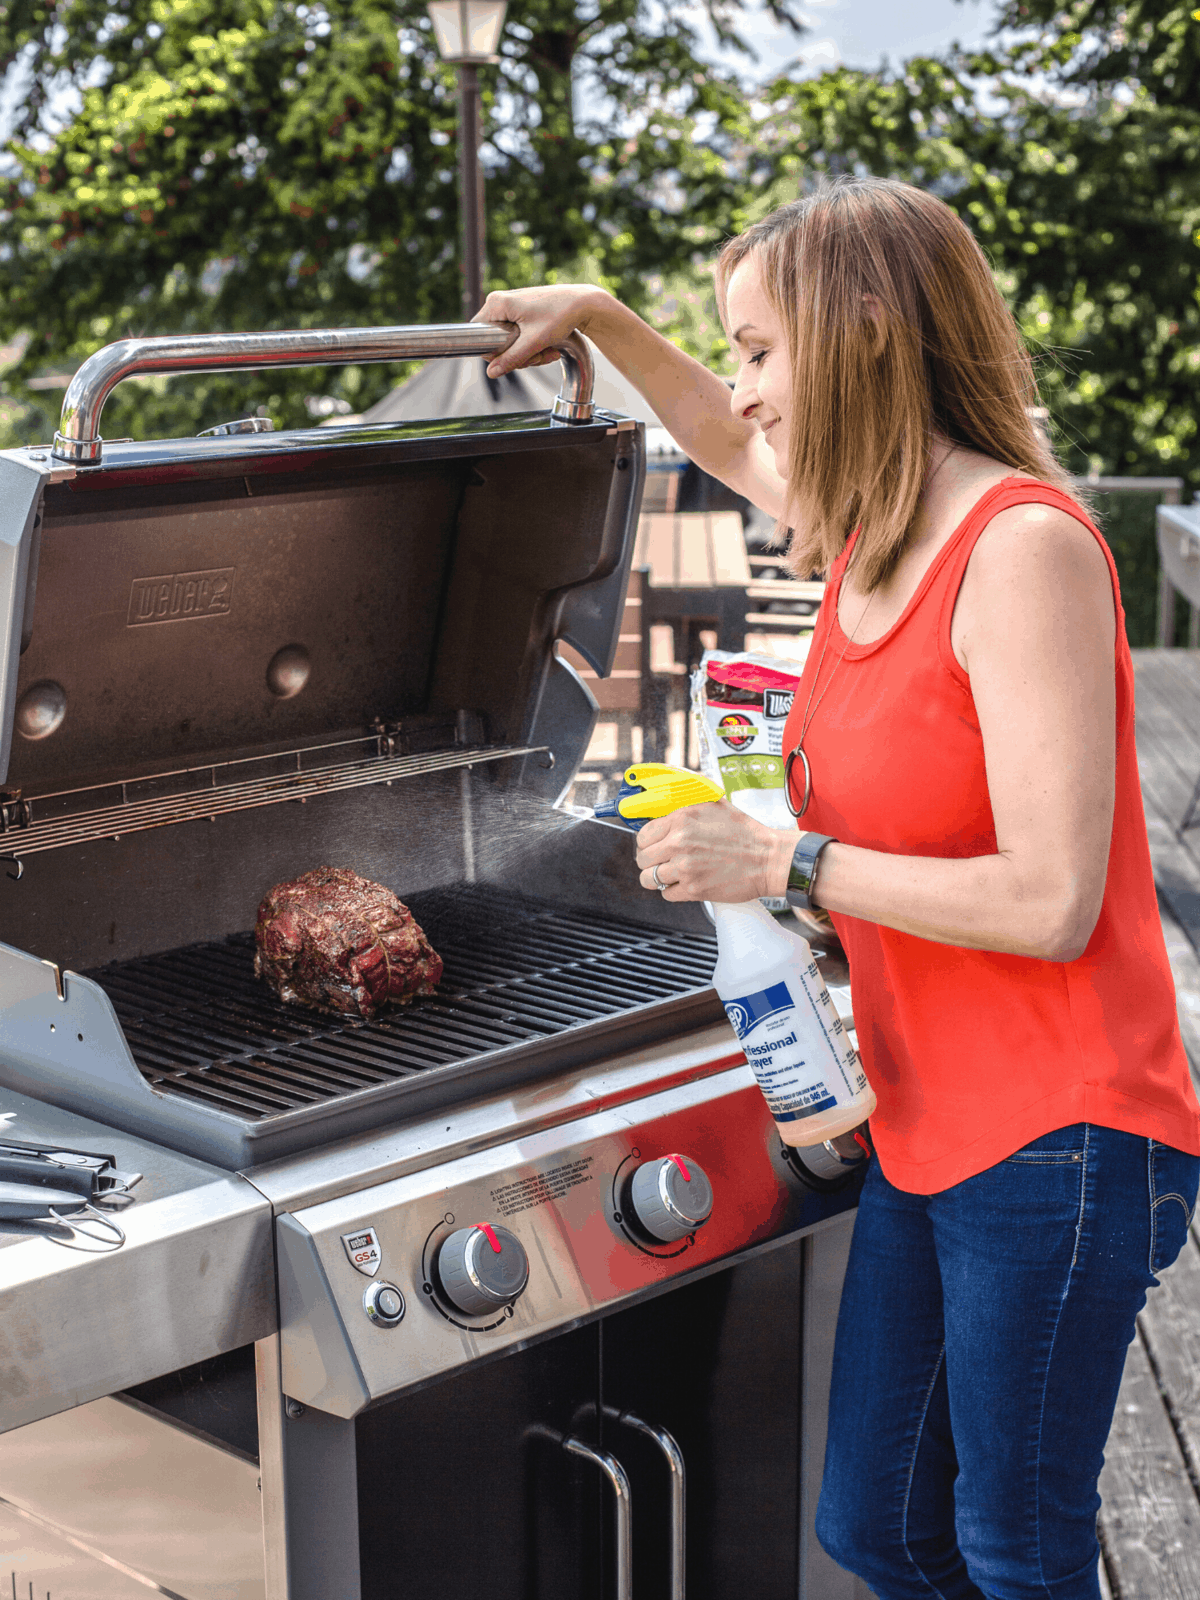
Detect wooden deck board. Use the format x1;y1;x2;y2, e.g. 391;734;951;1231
1098;650;1200;1598
1134;653;1200;951
1137;1231;1200;1489
1098;1329;1200;1598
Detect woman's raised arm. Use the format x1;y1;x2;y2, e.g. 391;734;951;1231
474;285;786;519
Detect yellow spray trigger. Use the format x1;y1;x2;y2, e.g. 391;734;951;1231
615;763;725;824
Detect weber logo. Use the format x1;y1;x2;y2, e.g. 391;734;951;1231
723;980;793;1040
765;689;794;720
341;1226;382;1277
128;568;235;626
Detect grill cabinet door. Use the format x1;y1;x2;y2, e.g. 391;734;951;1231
599;1241;805;1600
354;1323;604;1600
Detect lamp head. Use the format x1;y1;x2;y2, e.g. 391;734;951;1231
426;1;507;64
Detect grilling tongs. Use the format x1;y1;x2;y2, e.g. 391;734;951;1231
0;1138;141;1244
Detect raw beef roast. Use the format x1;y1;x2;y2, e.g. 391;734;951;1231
254;866;442;1019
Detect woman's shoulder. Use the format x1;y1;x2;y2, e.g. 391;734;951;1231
942;458;1115;647
972;482;1105;574
958;487;1115;651
934;454;1101;575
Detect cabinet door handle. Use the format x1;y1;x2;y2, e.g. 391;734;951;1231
562;1436;633;1600
607;1410;686;1600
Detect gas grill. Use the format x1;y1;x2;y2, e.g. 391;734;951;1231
0;325;863;1600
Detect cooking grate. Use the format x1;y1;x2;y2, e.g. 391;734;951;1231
84;887;718;1123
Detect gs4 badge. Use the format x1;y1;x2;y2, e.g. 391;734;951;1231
342;1226;382;1277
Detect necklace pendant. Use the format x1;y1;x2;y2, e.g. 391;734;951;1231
784;743;812;819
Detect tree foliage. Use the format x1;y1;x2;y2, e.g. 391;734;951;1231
988;0;1199;104
0;0;804;440
740;51;1200;487
960;2;1200;484
0;0;1197;498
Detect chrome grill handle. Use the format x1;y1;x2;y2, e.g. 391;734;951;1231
563;1435;633;1600
52;322;595;465
608;1409;686;1600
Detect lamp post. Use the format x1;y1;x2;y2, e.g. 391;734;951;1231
426;2;508;319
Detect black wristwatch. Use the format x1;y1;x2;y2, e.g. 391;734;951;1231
785;832;838;911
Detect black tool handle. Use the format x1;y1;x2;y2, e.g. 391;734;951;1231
0;1180;87;1218
0;1153;95;1198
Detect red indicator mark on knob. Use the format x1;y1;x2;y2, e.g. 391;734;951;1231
476;1223;502;1253
667;1154;691;1182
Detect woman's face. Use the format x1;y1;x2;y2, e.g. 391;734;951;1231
725;255;792;470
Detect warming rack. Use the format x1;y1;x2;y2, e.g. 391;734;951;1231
0;737;547;856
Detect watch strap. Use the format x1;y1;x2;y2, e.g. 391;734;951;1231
785;832;837;911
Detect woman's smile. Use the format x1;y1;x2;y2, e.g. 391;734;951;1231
724;256;792;465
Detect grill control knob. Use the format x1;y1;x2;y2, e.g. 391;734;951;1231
438;1224;529;1316
364;1281;406;1327
630;1154;713;1242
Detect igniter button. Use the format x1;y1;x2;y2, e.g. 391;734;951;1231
364;1281;406;1327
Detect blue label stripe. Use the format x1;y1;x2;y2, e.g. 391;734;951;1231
723;980;793;1040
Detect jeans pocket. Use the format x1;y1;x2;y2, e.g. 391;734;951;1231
1004;1123;1088;1164
1149;1140;1200;1277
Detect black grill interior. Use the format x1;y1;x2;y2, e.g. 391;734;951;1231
85;887;718;1122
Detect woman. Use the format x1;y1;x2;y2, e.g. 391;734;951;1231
478;177;1200;1598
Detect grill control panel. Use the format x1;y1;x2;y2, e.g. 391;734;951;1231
276;1062;859;1419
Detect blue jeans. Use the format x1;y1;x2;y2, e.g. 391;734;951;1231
816;1123;1200;1599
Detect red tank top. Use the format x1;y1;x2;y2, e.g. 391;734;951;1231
783;479;1200;1192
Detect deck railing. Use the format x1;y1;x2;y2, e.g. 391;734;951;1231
1079;476;1191;648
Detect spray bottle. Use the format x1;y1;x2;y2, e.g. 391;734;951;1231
592;763;876;1148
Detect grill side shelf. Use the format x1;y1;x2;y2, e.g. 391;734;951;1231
0;937;190;1123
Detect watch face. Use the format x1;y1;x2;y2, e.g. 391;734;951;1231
788;848;816;895
788;834;833;909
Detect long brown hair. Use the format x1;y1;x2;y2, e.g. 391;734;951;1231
714;177;1076;590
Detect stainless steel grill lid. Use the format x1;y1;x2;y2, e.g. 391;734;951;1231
0;323;728;1170
0;325;641;912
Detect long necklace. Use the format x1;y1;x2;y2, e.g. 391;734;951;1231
784;445;951;816
784;559;876;819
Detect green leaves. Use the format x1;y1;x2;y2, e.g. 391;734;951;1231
0;0;1195;500
0;0;787;441
725;43;1199;491
987;0;1200;106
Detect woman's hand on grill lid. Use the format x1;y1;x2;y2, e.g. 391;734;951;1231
635;800;796;905
474;285;785;521
475;285;610;376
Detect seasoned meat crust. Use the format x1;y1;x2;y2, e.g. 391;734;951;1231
254;866;443;1018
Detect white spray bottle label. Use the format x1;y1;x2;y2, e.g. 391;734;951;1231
713;902;869;1125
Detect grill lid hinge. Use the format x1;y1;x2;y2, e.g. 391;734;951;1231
41;959;66;1001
